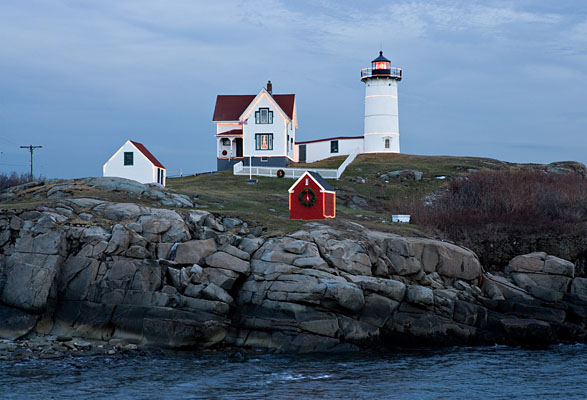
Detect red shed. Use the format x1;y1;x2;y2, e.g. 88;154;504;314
289;171;336;220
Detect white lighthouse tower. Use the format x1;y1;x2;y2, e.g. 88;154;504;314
361;51;402;153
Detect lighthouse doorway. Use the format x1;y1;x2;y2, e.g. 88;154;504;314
299;145;306;163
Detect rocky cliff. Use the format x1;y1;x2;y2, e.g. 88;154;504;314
1;194;586;352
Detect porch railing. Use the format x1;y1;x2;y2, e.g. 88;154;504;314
232;148;360;180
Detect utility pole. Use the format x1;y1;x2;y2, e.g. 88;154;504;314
20;145;42;181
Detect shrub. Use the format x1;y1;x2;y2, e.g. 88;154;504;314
419;169;587;234
0;172;35;192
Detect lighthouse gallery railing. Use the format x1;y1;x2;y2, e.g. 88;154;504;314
360;67;402;80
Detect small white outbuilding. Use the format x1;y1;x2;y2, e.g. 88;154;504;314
392;214;410;224
103;140;166;186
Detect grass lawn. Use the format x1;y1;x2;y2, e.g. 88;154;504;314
0;152;535;237
167;153;529;236
167;171;308;234
0;152;538;238
289;155;347;169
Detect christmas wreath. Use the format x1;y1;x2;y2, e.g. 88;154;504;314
222;150;227;156
277;169;285;178
298;187;317;207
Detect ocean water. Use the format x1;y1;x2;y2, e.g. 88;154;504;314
1;344;586;399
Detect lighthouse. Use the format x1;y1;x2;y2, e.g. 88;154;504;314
361;51;402;153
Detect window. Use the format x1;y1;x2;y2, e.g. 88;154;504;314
255;108;273;124
330;140;339;153
124;152;133;166
373;61;390;69
221;138;230;146
255;133;273;150
384;138;390;149
260;157;268;162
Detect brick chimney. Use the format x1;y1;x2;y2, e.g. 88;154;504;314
266;80;272;95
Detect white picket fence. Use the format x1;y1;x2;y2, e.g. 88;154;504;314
233;148;360;180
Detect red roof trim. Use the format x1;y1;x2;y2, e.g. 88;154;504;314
129;140;165;169
215;129;243;136
295;136;364;145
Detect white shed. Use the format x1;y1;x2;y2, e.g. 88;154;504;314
392;214;410;224
103;140;166;186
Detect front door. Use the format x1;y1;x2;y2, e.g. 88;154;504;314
236;138;243;157
299;144;306;163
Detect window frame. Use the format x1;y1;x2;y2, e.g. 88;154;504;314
330;140;339;154
255;108;273;124
255;133;274;151
124;151;134;166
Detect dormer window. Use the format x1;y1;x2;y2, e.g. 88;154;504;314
255;108;273;124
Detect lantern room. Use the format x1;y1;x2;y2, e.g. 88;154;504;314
371;51;391;73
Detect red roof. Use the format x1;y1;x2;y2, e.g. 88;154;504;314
295;136;364;145
212;93;295;121
272;94;295;120
216;129;243;136
129;140;165;169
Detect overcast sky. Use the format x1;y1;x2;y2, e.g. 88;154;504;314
1;0;586;178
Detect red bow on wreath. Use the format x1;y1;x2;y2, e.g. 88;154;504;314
298;187;316;207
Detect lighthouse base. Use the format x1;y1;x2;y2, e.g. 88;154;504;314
363;133;400;153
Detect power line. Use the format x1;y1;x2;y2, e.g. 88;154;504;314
20;145;42;181
0;163;28;167
0;135;19;146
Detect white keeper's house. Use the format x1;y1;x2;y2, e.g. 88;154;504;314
213;51;402;171
103;140;167;186
213;81;297;170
